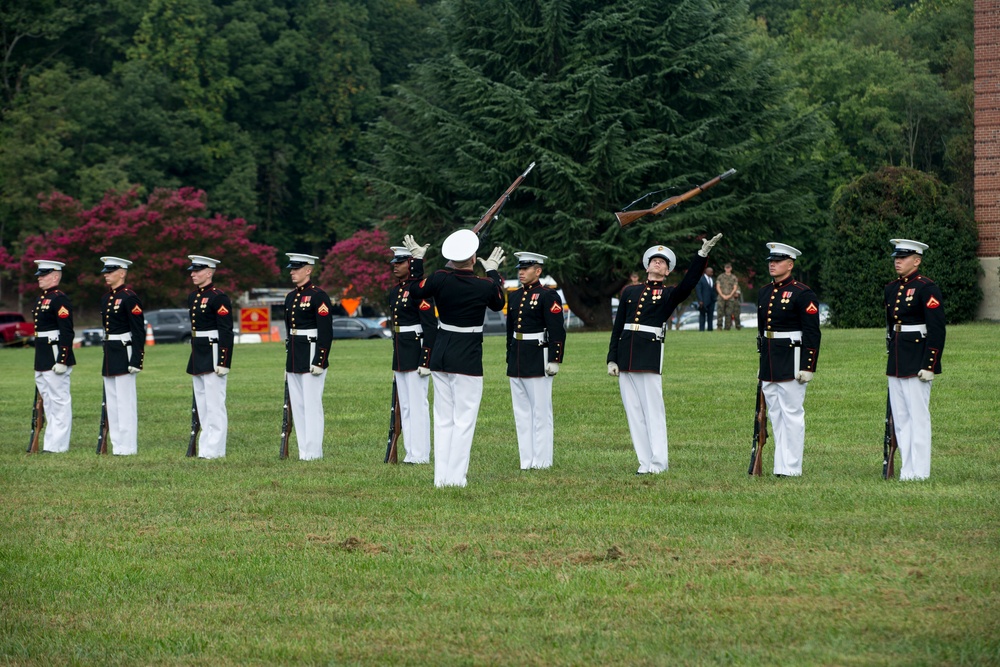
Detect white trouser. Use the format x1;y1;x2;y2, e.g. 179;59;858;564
888;376;932;480
103;374;138;455
619;372;668;473
34;367;73;453
286;371;326;461
509;376;554;469
431;372;483;487
193;372;228;459
394;370;431;464
762;380;807;476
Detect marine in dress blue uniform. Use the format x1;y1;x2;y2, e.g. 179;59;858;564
388;245;438;464
607;234;722;474
283;253;334;460
756;242;821;476
884;239;945;480
186;255;234;459
406;230;506;487
99;256;145;455
506;251;566;470
32;260;75;453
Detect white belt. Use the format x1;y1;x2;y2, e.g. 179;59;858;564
894;324;927;334
107;333;132;342
439;323;483;334
36;330;60;341
763;330;802;340
512;331;546;342
623;323;663;338
394;324;423;334
290;328;318;337
194;330;219;338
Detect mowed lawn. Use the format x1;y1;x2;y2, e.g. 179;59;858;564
2;324;998;666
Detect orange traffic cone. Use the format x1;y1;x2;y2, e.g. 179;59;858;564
270;325;279;343
145;322;155;346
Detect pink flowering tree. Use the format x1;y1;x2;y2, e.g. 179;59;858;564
18;188;280;309
318;229;395;310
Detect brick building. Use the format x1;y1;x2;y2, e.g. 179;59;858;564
976;0;1000;318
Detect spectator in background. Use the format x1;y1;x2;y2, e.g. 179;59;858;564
716;263;743;330
696;266;717;331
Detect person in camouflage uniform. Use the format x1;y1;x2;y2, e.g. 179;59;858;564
715;263;742;330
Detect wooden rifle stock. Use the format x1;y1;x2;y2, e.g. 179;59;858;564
748;381;767;476
186;392;200;458
616;168;736;228
471;161;535;236
883;391;898;480
279;378;292;460
96;387;109;455
27;388;43;453
384;380;402;464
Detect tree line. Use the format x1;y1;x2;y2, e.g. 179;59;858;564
0;0;977;325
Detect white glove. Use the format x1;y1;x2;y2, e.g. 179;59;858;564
917;370;934;382
795;370;814;384
545;362;560;376
607;362;620;377
403;234;429;260
417;366;431;377
478;246;505;273
698;233;723;257
309;364;324;376
128;366;141;374
215;366;230;376
52;363;68;375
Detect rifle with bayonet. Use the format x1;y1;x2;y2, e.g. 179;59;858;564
384;379;402;464
883;391;898;480
748;381;767;476
472;161;535;238
96;387;109;455
615;168;736;228
279;378;292;460
186;392;200;458
27;388;44;454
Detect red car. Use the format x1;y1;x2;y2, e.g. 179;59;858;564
0;312;34;347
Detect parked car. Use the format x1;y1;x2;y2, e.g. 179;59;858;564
332;317;392;340
81;328;104;346
144;309;191;343
0;311;34;347
483;310;506;335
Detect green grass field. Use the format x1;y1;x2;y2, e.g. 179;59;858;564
2;324;999;666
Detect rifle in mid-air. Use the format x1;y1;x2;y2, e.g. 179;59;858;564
384;380;402;464
883;391;898;480
471;161;536;238
186;392;200;458
615;168;736;228
748;381;767;476
96;387;109;455
279;378;292;460
27;388;44;454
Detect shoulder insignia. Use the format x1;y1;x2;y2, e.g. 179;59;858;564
805;302;818;315
926;295;940;309
131;304;143;315
550;302;562;314
317;303;330;316
217;304;230;316
58;306;70;318
419;300;432;311
419;279;427;288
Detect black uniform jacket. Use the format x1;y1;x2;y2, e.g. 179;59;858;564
284;282;334;373
408;258;506;377
33;288;76;371
506;282;566;378
607;253;707;373
757;276;821;382
101;285;145;377
388;279;437;372
885;272;945;377
186;283;235;375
